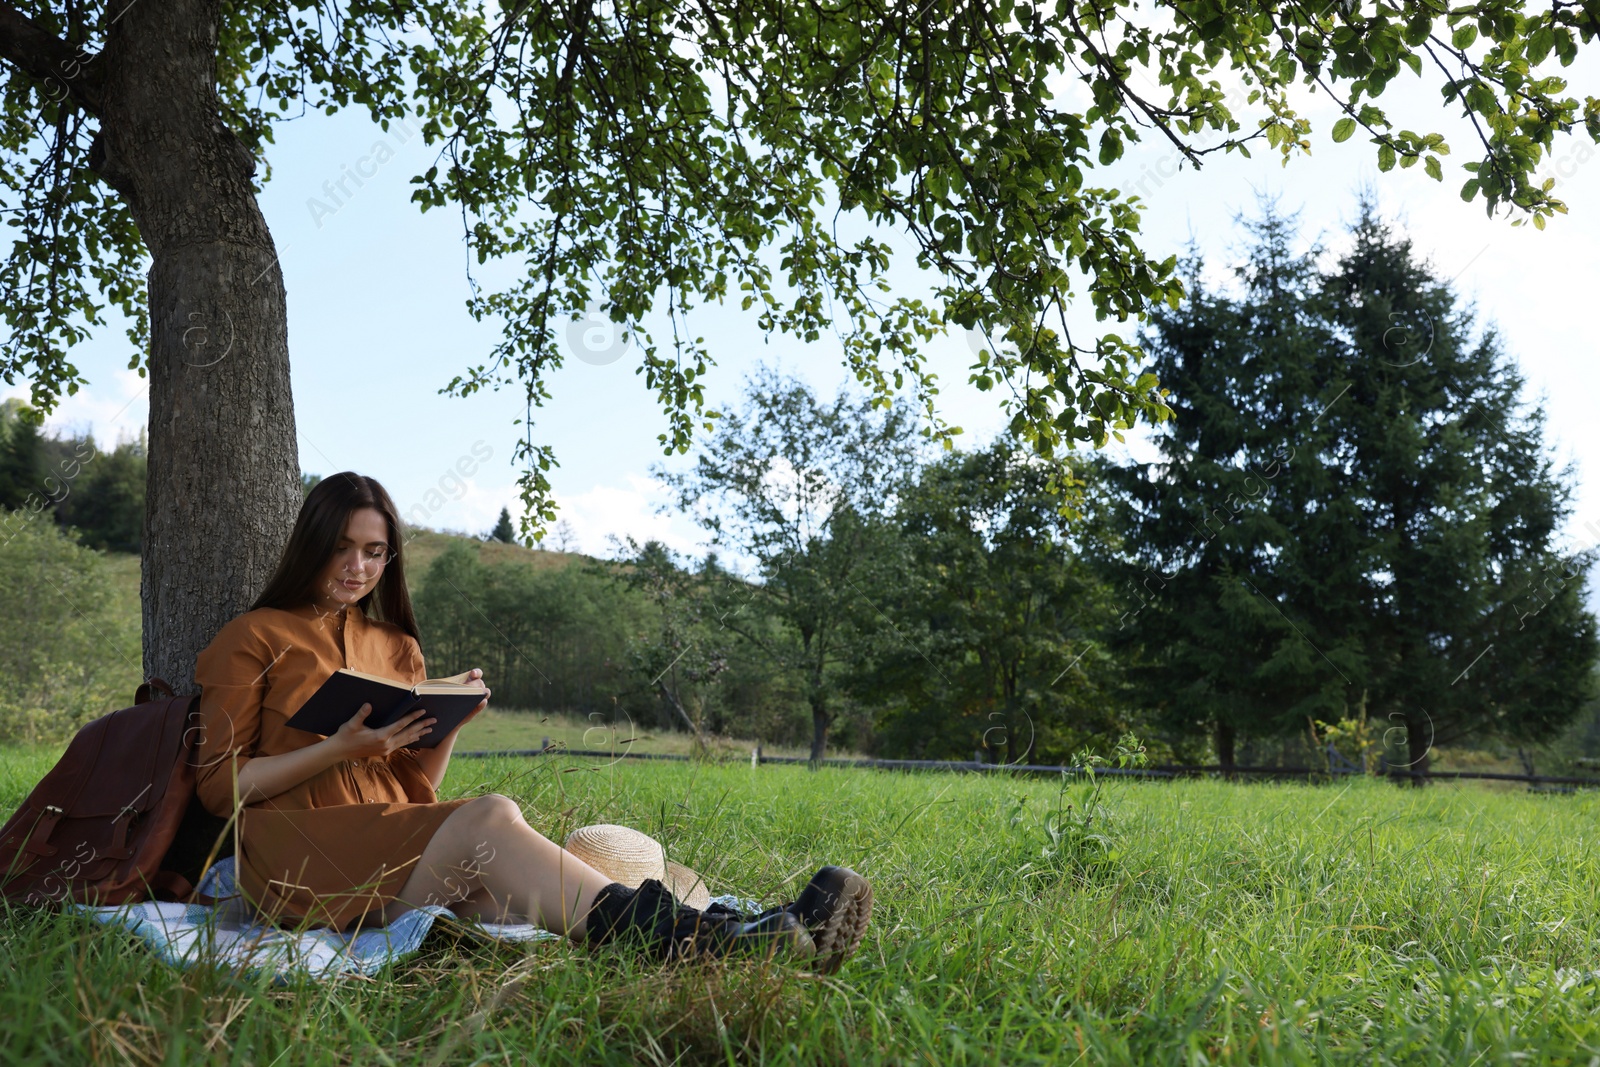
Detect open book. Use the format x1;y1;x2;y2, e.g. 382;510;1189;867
283;668;487;749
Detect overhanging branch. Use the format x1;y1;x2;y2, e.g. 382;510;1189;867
0;3;102;114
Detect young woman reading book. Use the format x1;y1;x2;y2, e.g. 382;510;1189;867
191;472;871;967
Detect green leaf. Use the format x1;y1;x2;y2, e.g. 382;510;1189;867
4;0;1578;545
1528;26;1555;66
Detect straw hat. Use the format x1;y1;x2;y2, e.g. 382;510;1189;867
563;824;711;910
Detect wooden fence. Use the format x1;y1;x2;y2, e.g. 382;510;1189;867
456;743;1600;790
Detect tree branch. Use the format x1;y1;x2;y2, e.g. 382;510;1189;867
0;3;101;114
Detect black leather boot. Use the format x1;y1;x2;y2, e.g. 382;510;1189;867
586;878;813;962
750;866;873;974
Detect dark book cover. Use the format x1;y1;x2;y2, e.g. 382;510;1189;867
283;669;487;749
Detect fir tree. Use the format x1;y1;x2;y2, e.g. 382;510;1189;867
1300;202;1598;774
0;400;42;511
1103;206;1339;767
55;434;146;553
1108;199;1598;773
490;507;516;544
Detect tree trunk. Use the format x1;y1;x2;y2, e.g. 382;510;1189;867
656;682;700;737
1003;715;1035;766
1216;719;1237;772
1404;712;1431;785
93;1;300;693
808;696;831;765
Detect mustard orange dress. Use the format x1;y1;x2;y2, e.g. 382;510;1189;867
192;600;473;929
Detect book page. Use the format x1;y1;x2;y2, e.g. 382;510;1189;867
336;668;483;695
414;681;489;694
334;668;410;689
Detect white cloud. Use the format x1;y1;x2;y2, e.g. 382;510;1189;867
551;473;709;561
1;367;149;445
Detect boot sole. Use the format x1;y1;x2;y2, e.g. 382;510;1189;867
808;868;873;975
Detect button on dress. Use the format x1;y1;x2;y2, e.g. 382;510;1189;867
192;600;474;929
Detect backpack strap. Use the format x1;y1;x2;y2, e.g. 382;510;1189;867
21;805;64;857
105;808;138;861
136;677;176;705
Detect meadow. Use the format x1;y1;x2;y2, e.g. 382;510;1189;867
4;746;1600;1066
451;708;838;761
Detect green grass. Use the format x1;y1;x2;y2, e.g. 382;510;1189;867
5;746;1600;1065
455;707;846;761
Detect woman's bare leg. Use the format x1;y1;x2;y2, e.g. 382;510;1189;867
385;794;609;936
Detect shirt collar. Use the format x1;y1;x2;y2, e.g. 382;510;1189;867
287;598;361;624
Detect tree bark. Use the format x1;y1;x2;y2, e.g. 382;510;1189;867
1404;712;1431;785
656;682;700;737
1216;719;1237;773
1003;714;1035;766
91;1;300;693
808;694;831;765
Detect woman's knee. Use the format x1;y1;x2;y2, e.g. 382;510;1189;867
424;795;527;872
454;793;526;832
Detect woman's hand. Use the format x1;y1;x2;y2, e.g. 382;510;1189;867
411;678;489;791
454;690;490;733
327;703;436;760
427;687;491;745
230;703;432;804
435;669;489;741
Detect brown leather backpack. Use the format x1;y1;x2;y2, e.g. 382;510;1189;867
0;678;231;907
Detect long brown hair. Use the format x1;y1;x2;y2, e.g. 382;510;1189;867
252;472;419;641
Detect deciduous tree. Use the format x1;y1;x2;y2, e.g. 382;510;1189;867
853;440;1128;765
1;0;1594;688
606;538;729;738
663;369;920;761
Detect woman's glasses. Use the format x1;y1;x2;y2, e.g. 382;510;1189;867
332;543;393;567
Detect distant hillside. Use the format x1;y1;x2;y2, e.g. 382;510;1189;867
51;524;814;750
102;551;142;630
102;527;594;615
400;528;590;578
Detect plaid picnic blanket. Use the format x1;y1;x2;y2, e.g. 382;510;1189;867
76;857;756;981
73;857;556;980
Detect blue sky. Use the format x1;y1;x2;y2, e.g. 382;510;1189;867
8;50;1599;565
